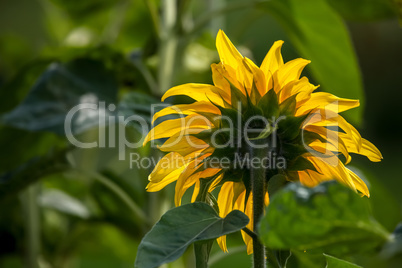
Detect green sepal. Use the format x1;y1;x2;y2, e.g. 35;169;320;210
267;174;288;197
196;111;221;126
243;84;264;120
192;129;215;142
281;142;309;161
258;89;280;119
217;168;245;185
279;94;297;116
227;80;248;111
249;122;278;141
278;113;309;141
301;129;327;144
206;192;220;214
250;80;262;104
287;155;319;173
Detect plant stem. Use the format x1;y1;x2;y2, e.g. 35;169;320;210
194;242;213;268
188;0;269;36
158;0;179;94
82;170;150;225
194;178;215;268
22;184;40;268
250;140;268;268
143;0;160;37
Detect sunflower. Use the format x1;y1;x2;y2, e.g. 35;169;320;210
143;30;382;254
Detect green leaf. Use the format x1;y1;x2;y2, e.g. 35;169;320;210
135;202;249;268
326;0;396;21
2;58;118;135
258;181;389;256
285;250;326;268
259;0;364;125
0;148;70;202
324;254;362;268
118;91;158;133
249;122;278;141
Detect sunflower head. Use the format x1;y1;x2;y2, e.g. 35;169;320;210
143;30;382;254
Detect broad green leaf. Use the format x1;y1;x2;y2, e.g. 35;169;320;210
259;181;389;256
2;58;118;135
135;202;249;268
285;250;326;268
324;254;362;267
0;148;70;202
118;91;159;133
259;0;364;125
327;0;396;21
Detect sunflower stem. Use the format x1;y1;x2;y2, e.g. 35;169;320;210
250;139;268;268
194;179;214;268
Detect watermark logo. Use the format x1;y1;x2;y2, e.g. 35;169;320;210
64;100;342;169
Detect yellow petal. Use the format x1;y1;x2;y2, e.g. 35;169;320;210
307;156;357;192
159;134;209;156
260;40;284;90
347;168;370;197
242;57;267;96
298;170;325;187
191;180;200;203
304;125;351;164
173;153;213;206
274;58;310;91
162;83;230;107
296;92;360;116
146;152;190;192
216;29;243;70
241;193;254;255
279;77;318;104
211;63;231;95
152;101;220;124
216;182;235;252
212;62;246;96
339;134;382;162
304;110;362;147
143;114;213;146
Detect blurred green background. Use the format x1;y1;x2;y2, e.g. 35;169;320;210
0;0;401;267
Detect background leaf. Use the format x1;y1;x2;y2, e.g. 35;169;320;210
259;0;364;125
258;181;389;256
324;254;362;267
135;202;249;268
2;58;118;135
326;0;397;21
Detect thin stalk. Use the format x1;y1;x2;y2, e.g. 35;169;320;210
100;0;130;43
22;184;40;268
188;0;269;36
143;0;160;37
250;139;268;268
85;171;150;225
158;0;179;94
